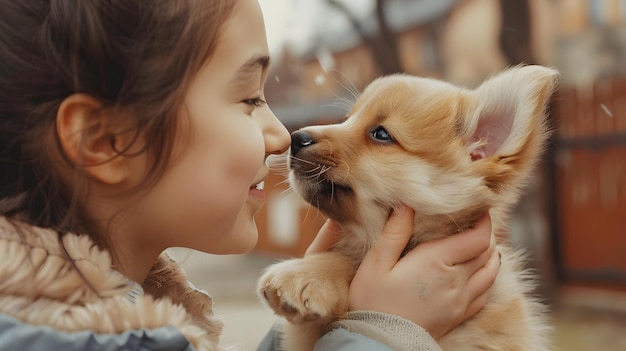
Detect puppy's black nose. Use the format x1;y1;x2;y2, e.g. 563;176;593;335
291;130;316;156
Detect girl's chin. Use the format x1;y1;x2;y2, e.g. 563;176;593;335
203;235;257;255
227;221;259;254
202;205;259;254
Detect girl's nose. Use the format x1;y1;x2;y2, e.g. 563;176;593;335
264;108;290;155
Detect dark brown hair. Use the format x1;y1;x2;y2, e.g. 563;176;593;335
0;0;236;256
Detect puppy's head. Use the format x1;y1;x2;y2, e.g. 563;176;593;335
289;66;558;237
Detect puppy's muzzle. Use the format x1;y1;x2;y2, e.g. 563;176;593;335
291;130;316;156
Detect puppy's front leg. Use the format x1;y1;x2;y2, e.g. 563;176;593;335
258;251;356;325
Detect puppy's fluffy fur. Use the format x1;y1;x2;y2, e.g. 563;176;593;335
258;65;559;351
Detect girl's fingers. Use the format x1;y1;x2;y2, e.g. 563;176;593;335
464;246;501;303
360;204;415;271
463;291;490;322
440;212;493;265
305;219;343;256
457;232;497;276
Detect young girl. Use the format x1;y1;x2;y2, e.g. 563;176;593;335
0;0;500;350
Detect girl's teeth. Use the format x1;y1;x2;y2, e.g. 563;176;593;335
256;181;264;190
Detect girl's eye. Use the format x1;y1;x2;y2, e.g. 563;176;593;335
242;97;267;108
371;126;394;142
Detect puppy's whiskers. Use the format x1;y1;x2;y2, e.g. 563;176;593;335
301;197;321;223
280;186;298;199
446;214;462;233
290;155;318;166
320;71;360;115
302;165;326;179
302;164;322;173
317;165;332;177
324;99;353;114
277;177;292;187
271;167;290;178
337;159;351;183
266;153;291;178
331;69;361;102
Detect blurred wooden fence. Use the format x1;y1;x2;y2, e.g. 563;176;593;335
551;77;626;291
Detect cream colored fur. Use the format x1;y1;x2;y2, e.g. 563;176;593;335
0;217;225;351
258;65;559;351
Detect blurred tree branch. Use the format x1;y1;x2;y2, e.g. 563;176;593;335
328;0;535;75
498;0;534;64
327;0;404;75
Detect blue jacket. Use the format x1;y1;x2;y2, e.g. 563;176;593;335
0;314;195;351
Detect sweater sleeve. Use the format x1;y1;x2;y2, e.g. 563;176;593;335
257;311;442;351
256;323;394;351
321;311;442;351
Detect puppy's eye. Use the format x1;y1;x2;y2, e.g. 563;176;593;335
371;126;394;142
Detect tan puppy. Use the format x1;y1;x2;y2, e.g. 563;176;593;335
258;65;558;351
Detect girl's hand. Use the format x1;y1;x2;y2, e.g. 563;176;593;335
305;219;344;255
348;205;500;339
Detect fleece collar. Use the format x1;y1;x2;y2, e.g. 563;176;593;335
0;217;224;351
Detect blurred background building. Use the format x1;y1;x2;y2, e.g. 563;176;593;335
179;1;626;350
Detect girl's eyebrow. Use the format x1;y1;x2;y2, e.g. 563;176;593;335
231;54;271;85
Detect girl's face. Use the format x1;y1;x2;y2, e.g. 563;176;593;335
121;0;290;257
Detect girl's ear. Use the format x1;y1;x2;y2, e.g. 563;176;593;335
56;94;135;185
458;65;559;189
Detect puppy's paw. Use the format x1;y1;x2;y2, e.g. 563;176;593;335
257;259;349;325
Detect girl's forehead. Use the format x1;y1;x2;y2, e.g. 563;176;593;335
200;0;270;82
218;0;268;44
184;0;270;100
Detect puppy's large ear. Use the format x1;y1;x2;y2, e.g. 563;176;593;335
458;65;559;190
